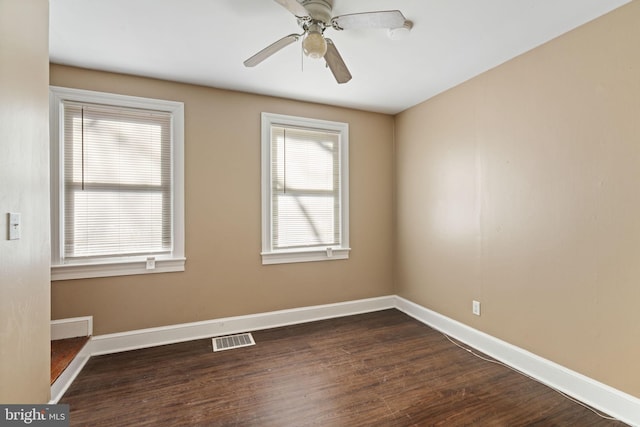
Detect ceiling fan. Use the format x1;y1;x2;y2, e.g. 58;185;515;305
243;0;409;84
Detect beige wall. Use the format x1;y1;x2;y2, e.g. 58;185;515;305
0;0;51;403
50;65;395;335
395;2;640;398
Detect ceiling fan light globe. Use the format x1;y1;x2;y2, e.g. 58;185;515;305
303;31;327;59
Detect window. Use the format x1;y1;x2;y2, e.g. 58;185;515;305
49;86;185;280
261;112;349;264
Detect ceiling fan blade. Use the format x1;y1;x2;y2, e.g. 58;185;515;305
272;0;310;18
331;10;406;30
244;34;301;67
324;39;352;84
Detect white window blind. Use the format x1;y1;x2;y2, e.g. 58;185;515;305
61;101;173;260
271;126;341;250
261;112;349;265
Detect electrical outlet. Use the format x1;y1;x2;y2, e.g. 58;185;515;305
472;300;481;316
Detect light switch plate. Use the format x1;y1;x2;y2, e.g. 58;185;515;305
8;212;21;240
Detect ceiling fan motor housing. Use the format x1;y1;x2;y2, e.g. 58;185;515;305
300;0;333;23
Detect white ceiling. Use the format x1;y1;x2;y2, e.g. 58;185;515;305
49;0;629;115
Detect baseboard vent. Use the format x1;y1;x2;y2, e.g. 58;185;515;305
212;333;255;352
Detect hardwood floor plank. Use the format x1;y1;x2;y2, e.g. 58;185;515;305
51;336;90;384
61;310;626;426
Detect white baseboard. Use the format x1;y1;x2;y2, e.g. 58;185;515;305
49;338;91;404
90;296;396;356
394;296;640;427
51;316;93;340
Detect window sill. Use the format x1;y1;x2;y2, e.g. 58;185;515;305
261;248;350;265
51;257;186;281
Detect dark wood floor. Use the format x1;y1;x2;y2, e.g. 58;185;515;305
51;336;90;384
61;310;625;426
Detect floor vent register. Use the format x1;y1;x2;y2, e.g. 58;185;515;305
212;333;255;352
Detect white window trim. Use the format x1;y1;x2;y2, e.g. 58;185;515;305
261;112;350;265
49;86;185;280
